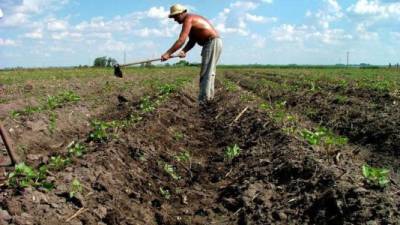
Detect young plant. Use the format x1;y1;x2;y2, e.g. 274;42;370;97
68;142;87;157
48;156;71;171
48;112;57;133
259;102;271;111
69;178;83;198
159;187;171;200
173;131;184;141
175;150;190;162
224;144;241;161
7;163;53;190
362;164;390;188
89;120;111;142
139;96;156;113
300;128;326;145
163;163;180;180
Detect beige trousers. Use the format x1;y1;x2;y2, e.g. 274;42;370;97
199;37;222;103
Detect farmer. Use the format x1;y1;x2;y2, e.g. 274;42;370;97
161;4;222;104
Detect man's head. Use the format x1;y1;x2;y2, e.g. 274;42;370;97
168;4;187;24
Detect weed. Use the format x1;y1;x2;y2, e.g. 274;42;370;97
7;163;53;190
225;144;241;161
240;93;255;102
173;131;184;141
300;128;325;145
362;164;390;188
48;112;57;133
139;96;156;113
68;142;86;157
69;178;83;198
158;83;177;95
223;80;238;92
89;120;111;142
45;91;80;110
159;187;171;200
163;163;180;180
48;156;71;171
175;151;190;162
259;102;272;111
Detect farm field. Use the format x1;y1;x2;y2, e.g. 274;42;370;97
0;67;399;224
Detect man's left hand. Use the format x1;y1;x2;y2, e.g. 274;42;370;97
161;53;171;61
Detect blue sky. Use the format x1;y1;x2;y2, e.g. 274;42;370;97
0;0;399;68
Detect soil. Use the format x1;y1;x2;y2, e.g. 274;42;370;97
0;77;399;225
226;73;400;170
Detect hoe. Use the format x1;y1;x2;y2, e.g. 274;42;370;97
0;122;20;166
114;56;178;78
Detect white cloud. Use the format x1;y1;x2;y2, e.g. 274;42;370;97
0;0;69;27
25;29;43;39
0;8;3;18
271;24;352;44
314;0;343;29
213;0;275;36
147;6;169;19
348;0;400;19
51;31;81;40
47;18;68;31
0;38;16;46
356;23;378;40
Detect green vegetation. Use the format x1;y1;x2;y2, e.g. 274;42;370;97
175;150;190;163
68;142;87;157
48;156;71;171
362;164;390;188
7;163;53;190
162;163;180;180
225;144;241;161
69;179;83;198
159;187;171;200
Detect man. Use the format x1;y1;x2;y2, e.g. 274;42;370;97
161;4;222;103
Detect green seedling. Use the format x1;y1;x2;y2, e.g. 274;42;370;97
163;163;180;180
69;178;83;198
48;156;71;171
225;144;241;161
362;164;390;188
89;120;111;142
48;112;57;133
175;151;190;162
68;143;86;157
158;83;177;95
139;96;156;113
7;163;53;190
159;187;171;200
301;128;325;145
259;102;271;111
45;91;80;110
173;131;184;141
223;80;238;92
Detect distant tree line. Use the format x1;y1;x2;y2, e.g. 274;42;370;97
93;56;117;67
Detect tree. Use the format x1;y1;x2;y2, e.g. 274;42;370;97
174;60;189;67
93;56;117;67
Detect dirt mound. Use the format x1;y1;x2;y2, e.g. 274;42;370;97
0;81;399;225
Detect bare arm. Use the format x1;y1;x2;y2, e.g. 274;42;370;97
165;18;192;55
182;38;196;53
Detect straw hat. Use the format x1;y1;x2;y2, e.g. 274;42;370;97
168;4;187;18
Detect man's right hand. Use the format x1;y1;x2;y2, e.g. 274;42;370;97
161;53;171;61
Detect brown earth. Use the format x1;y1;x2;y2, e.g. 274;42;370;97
0;78;399;225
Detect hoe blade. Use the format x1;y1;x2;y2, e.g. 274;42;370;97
113;64;123;78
